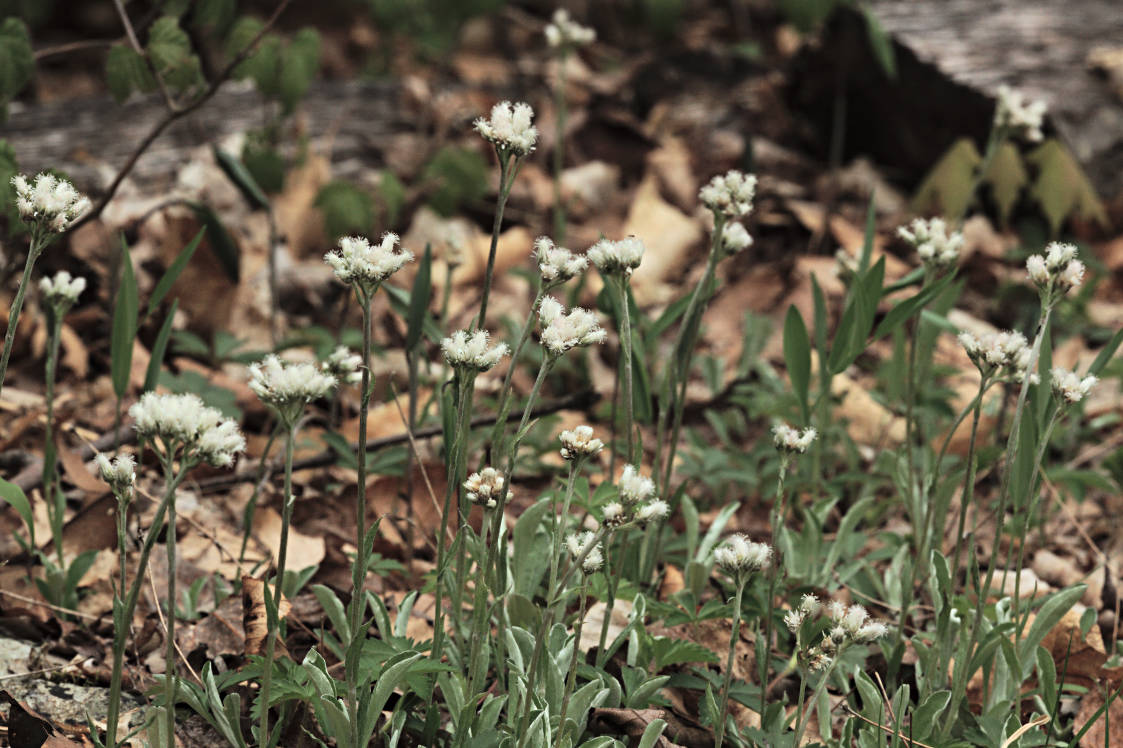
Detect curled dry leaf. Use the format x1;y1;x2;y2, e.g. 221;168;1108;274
242;576;291;658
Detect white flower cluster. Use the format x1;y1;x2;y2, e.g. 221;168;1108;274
795;599;888;671
897;217;963;270
475;101;538;157
588;237;645;277
1026;242;1084;301
325;234;413;295
545;8;595;49
130;392;245;467
618;464;655;506
699;170;757;220
464;467;510;509
784;593;821;633
39;270;86;309
250;355;337;426
772;423;817;455
602;501;627;527
11;173;91;234
96;453;136;497
535;236;588;285
559;425;604;461
441;329;509;372
635;499;670;525
1051;367;1096;405
720;222;753;256
539;296;606;356
958;329;1036;382
566;530;604;574
321;346;363;385
994;85;1047;143
714;534;772;576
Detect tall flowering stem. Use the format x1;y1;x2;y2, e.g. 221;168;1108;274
323;233;412;745
473;101;537;329
713;535;771;748
98;454;136;748
1;174;89;399
248;355;336;746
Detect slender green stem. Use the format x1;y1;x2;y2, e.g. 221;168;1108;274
554;578;589;748
476;154;514;330
163;456;178;748
715;580;746;748
547;461;580;617
44;313;64;567
595;535;617;668
346;293;374;748
465;511;493;698
259;427;295;747
450;377;479;651
0;235;43;400
760;463;788;716
487;290;544;464
434;373;474;663
615;277;637;465
1010;412;1059;625
239;425;280;565
948;382;989;594
552;50;569;244
657;219;723;497
105;457;187;748
793;652;843;745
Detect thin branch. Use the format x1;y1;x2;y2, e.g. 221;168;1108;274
112;0;177;112
34;38;119;60
67;0;294;232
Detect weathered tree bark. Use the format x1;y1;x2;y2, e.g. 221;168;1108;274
790;0;1123;201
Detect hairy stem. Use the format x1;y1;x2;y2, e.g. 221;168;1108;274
0;235;43;400
715;580;746;748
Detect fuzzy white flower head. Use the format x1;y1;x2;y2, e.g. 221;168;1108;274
539;296;607;356
566;530;603;573
784;610;805;633
699;170;757;220
1051;367;1097;405
856;621;889;642
618;464;656;506
250;355;337;425
535;236;588;284
602;501;627;527
897;217;963;270
841;604;869;635
636;499;670;525
96;453;136;496
800;594;820;615
720;222;753;256
772;422;818;455
39;270;86;309
464;467;510;509
714;534;772;576
11;172;90;234
322;346;363;385
474;101;538;157
129;392;245;468
559;424;604;461
545;8;595;49
826;601;847;622
441;329;509;372
324;233;413;295
994;85;1047;143
1027;242;1084;300
960;329;1032;381
587;237;645;276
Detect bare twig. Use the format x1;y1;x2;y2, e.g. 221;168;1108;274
34;38;119;60
112;0;178;112
0;588;99;620
388;381;452;544
144;561;201;684
67;0;294;231
841;705;936;748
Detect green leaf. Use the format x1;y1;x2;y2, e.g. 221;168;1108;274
651;637;719;669
1026;138;1108;234
111;238;139;400
146;16;202;92
873;274;952;342
862;7;896;79
422;146;489;216
783;304;811;424
188;203;240;283
1018;585;1086;666
982;141;1028;224
637;718;667;748
406;245;432;353
1089;326;1123;377
148;229;203;317
105;44;156;103
0;139;20;225
829;257;885;374
191;0;236;34
377;170;406;226
278;28;320;113
0;478;35;545
144;299;179;393
513;498;552;597
910;690;950;741
912;138;982;219
316;181;374;241
0;18;33;120
213;146;270;211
